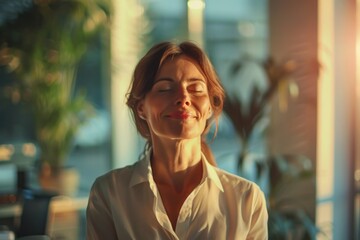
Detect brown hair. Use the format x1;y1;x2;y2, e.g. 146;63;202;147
126;41;225;165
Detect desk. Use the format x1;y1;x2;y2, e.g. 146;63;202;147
48;196;88;240
0;196;88;240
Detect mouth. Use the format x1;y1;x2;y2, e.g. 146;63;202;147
166;111;195;120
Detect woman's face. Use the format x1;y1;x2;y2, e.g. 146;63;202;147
137;55;212;142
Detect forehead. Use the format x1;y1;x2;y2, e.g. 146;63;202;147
155;55;204;80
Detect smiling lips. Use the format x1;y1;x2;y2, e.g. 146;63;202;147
167;111;195;120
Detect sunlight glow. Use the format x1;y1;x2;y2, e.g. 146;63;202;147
187;0;205;10
187;0;205;47
356;0;360;165
317;0;334;238
355;2;360;236
110;0;143;168
0;144;14;161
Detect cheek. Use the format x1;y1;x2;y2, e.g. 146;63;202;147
197;97;212;117
143;97;164;119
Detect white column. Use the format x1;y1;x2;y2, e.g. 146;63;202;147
356;1;360;237
317;0;356;239
187;0;205;47
316;1;335;238
110;0;145;168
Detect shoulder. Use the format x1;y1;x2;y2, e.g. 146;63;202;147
215;167;263;196
213;167;267;215
91;160;141;191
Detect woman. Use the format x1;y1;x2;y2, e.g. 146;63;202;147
86;41;268;239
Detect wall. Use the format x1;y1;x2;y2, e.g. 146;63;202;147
270;0;358;239
268;0;318;221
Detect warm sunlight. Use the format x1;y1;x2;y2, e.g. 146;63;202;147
187;0;205;47
317;0;334;238
356;0;360;236
111;0;142;168
357;0;360;149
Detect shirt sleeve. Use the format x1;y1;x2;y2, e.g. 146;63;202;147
86;178;117;240
247;186;268;240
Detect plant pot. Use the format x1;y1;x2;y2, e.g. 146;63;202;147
38;164;80;197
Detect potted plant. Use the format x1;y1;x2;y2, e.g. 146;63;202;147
0;0;112;195
223;57;324;238
224;57;298;174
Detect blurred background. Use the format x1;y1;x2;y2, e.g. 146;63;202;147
0;0;359;239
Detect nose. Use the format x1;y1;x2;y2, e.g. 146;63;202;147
175;88;191;107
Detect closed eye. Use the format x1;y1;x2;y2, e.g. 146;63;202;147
158;87;172;92
152;81;173;92
188;82;206;93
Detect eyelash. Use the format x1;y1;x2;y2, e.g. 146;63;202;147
157;87;172;92
189;85;205;92
154;84;206;93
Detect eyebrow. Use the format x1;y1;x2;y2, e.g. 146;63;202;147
154;77;206;84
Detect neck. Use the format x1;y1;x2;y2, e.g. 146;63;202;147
150;138;203;192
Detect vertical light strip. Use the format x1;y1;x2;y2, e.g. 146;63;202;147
187;0;205;47
355;0;360;237
316;0;334;238
356;0;360;167
111;0;143;168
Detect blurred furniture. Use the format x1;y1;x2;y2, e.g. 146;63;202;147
16;235;50;240
0;194;88;240
0;225;15;240
46;196;87;239
0;143;37;190
0;142;87;239
16;189;57;238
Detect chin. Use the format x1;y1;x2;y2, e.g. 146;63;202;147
167;131;203;140
152;123;206;140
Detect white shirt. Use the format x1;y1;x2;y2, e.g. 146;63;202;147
86;152;268;240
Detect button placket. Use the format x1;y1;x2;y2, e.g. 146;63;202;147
151;182;176;237
175;190;198;238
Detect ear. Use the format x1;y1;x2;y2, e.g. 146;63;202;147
206;107;213;119
137;101;146;120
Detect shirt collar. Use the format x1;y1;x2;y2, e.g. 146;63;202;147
129;150;224;192
200;153;224;192
129;151;154;188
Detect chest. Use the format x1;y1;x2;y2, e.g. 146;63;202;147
111;182;247;240
156;184;194;230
